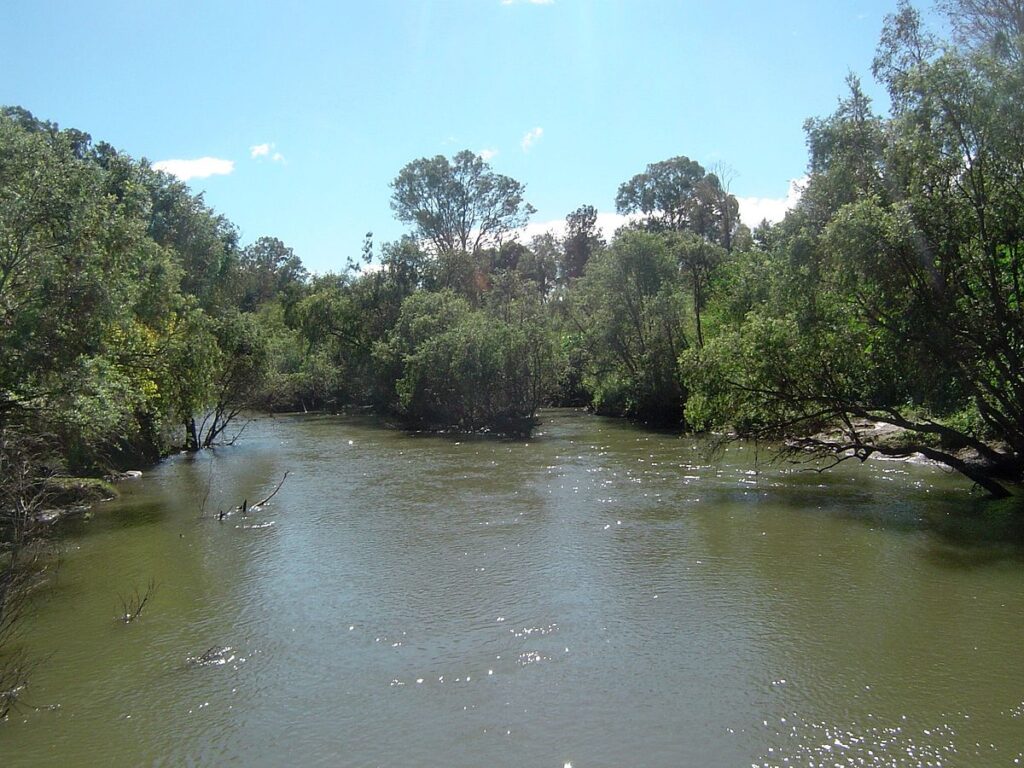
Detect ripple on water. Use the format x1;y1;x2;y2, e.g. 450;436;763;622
6;411;1021;768
751;711;1023;767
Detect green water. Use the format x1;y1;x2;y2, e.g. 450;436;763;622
3;410;1023;766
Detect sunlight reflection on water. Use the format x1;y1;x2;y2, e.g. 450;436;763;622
3;411;1023;767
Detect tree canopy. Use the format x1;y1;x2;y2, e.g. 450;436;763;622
390;150;535;257
683;0;1024;497
615;155;741;250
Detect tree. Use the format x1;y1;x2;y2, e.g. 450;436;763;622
519;233;559;298
615;156;741;249
937;0;1024;60
143;166;241;312
669;232;726;349
489;240;530;274
169;310;269;451
238;236;307;312
571;230;689;424
561;204;604;281
292;274;376;408
802;75;887;222
0;111;191;468
390;150;535;257
684;1;1024;497
375;290;556;432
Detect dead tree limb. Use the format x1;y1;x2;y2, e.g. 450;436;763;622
228;471;290;517
118;578;157;624
248;471;289;511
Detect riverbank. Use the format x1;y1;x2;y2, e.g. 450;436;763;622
29;476;122;526
792;416;1022;498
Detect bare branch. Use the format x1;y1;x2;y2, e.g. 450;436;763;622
249;471;289;510
117;578;158;624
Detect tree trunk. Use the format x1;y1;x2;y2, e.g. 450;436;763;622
184;418;200;453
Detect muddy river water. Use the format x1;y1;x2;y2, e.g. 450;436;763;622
3;410;1023;766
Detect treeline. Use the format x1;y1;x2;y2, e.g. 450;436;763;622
264;0;1024;498
277;151;743;434
0;107;305;473
2;0;1023;504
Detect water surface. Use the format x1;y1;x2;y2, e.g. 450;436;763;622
4;410;1023;766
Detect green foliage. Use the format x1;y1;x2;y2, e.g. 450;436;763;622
682;309;873;434
376;289;557;432
0;108;294;469
562;204;604;281
390;150;535;258
519;233;559;297
1;113;181;466
571;230;689;424
238;236;307;312
144;169;242;312
7;0;1023;499
615;156;740;250
292;264;419;409
683;1;1024;495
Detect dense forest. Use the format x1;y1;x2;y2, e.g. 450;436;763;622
2;1;1023;507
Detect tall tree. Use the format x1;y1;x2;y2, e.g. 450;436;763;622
520;233;559;297
571;230;689;424
615;156;741;249
390;150;535;257
238;236;307;311
143;167;241;311
937;0;1024;59
561;204;604;281
669;232;726;349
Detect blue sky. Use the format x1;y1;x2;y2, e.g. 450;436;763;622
1;0;935;273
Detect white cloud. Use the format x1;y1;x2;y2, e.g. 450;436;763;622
479;148;499;161
515;217;565;243
251;142;285;163
521;126;544;152
152;157;234;182
507;178;806;247
513;181;805;247
735;177;806;226
515;211;641;244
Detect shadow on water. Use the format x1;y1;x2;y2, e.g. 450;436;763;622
920;496;1024;567
287;408;551;443
55;500;169;541
402;429;538;445
761;442;1024;561
655;443;1024;566
768;467;1024;565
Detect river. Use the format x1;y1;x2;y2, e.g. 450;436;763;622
3;409;1023;766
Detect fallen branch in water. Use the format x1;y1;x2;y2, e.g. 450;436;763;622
217;471;290;521
118;577;157;624
250;471;289;510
